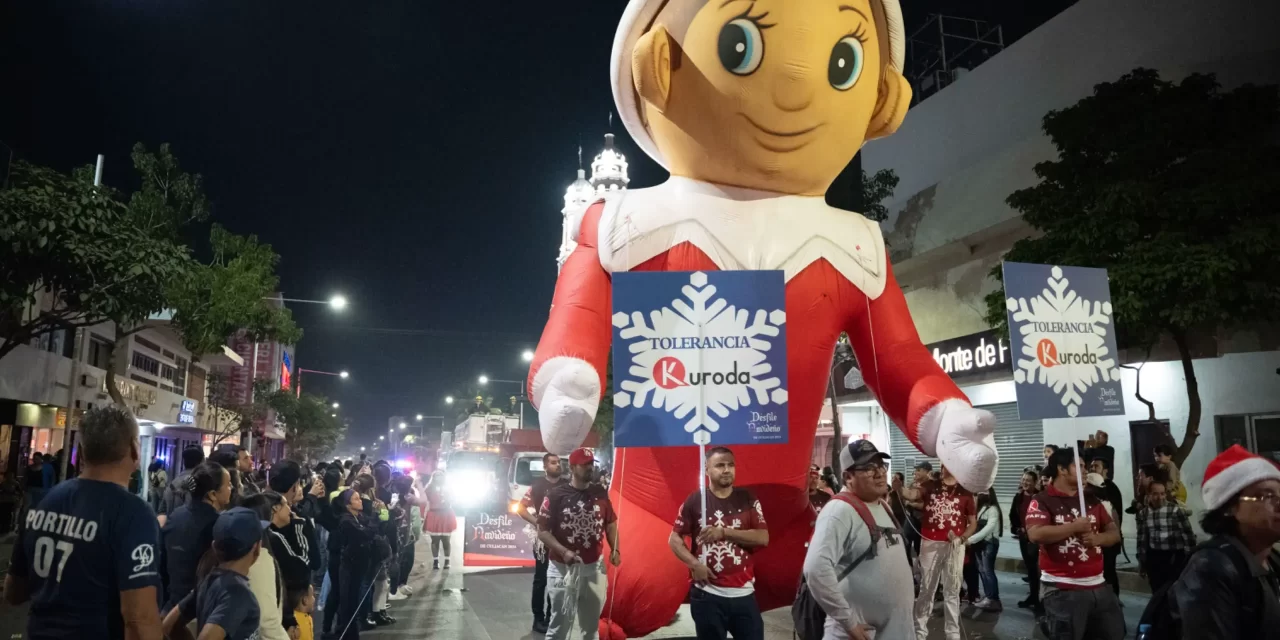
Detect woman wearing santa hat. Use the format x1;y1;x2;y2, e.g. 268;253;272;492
1166;445;1280;637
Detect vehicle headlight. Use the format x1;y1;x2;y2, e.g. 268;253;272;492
447;470;492;506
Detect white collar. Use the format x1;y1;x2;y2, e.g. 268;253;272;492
595;177;887;298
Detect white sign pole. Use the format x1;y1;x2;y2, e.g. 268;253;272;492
1073;439;1087;517
699;440;707;563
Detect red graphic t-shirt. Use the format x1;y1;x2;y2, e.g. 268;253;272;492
538;482;617;564
673;488;767;596
918;480;976;542
1024;484;1112;588
520;476;563;518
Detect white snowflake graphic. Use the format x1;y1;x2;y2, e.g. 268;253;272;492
1052;510;1099;563
927;493;964;530
703;509;746;573
612;271;788;437
1006;266;1121;417
558;500;604;547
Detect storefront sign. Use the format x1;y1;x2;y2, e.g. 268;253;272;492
55;409;67;428
611;270;789;447
101;378;158;405
462;512;536;567
1002;262;1125;419
928;330;1009;381
178;400;197;424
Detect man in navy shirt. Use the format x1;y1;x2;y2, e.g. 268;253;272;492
163;507;264;640
4;407;163;640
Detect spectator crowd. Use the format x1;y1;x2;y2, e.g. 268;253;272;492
3;406;444;640
5;409;1280;640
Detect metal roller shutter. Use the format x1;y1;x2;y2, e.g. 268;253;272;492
984;402;1046;502
889;402;1043;502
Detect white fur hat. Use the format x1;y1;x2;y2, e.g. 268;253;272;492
610;0;906;168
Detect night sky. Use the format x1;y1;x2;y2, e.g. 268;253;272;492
0;1;1074;453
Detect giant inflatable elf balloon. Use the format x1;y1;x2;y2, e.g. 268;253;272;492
527;1;999;637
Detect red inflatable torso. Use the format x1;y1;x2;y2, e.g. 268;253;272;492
530;183;974;639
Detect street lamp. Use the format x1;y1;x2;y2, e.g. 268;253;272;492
415;414;423;421
379;435;385;440
445;396;454;405
332;402;340;409
267;293;349;311
360;446;366;451
330;413;337;417
522;349;535;362
478;374;489;385
296;368;350;397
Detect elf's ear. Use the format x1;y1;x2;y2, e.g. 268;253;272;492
633;26;675;113
865;69;912;141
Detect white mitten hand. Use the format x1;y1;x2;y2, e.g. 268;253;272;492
532;356;601;455
923;398;998;492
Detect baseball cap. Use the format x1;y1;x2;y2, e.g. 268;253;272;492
268;460;302;493
569;448;594;466
840;439;890;472
212;507;268;561
914;461;934;472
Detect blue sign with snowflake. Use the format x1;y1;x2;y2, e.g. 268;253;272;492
1002;262;1126;420
610;270;789;448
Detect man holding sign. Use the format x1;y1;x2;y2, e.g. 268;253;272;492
538;448;620;640
1025;448;1123;640
669;447;769;640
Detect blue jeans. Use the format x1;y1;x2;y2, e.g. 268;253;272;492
975;538;1000;601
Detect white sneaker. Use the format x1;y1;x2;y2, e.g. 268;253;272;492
389;592;409;601
401;585;414;596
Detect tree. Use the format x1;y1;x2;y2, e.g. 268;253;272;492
267;390;345;462
202;371;248;448
0;159;189;362
860;168;900;223
592;358;615;457
166;225;302;357
983;69;1280;466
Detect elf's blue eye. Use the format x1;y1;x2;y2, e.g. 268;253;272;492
829;36;865;90
719;18;764;76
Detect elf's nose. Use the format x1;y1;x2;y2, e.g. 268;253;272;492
772;64;814;113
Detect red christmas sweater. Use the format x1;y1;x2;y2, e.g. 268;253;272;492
1025;484;1112;588
918;480;976;542
673;487;767;597
538;482;617;565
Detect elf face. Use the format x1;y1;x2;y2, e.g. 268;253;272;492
637;0;910;196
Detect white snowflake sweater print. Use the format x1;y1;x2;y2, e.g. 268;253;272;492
538;483;616;565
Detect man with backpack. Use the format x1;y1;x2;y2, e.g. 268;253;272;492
1143;445;1280;638
668;446;769;640
799;439;913;640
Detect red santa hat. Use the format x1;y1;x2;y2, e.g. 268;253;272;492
610;0;907;169
1202;445;1280;511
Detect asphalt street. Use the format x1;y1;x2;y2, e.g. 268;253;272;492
0;529;1150;639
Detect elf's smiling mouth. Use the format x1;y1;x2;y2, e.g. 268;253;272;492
739;113;824;152
739;113;824;138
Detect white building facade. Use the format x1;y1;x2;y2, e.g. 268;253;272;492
0;307;246;494
557;133;630;271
